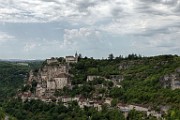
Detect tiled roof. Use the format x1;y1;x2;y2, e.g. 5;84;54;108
66;56;74;58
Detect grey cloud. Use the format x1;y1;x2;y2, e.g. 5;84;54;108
139;0;179;5
111;8;123;17
138;0;180;15
76;1;96;11
135;23;180;37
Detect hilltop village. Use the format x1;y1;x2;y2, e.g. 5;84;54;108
18;54;180;119
20;53;78;100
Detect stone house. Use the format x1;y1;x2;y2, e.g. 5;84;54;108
47;73;70;90
47;79;56;90
87;76;101;81
105;98;113;105
72;95;81;101
94;103;102;111
65;53;78;63
61;96;72;103
129;105;148;112
54;73;70;89
78;97;87;108
117;103;162;119
117;103;130;118
46;58;58;64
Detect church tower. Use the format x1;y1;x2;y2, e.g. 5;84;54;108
75;51;78;62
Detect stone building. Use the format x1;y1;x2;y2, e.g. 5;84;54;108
54;73;70;89
87;76;101;81
46;58;58;64
47;79;56;90
46;73;70;90
22;55;76;102
65;52;78;63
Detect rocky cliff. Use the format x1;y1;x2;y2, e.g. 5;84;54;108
160;68;180;90
23;58;73;100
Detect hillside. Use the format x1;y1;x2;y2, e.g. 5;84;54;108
0;61;42;103
1;54;180;120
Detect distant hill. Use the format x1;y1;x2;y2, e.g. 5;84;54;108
0;59;44;62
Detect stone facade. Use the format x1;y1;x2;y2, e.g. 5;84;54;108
65;52;78;63
47;80;56;90
87;76;101;81
45;73;70;90
65;56;78;63
46;59;58;64
54;73;70;89
117;103;162;119
104;98;112;105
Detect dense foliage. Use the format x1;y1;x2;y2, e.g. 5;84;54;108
2;99;126;120
69;54;180;119
0;61;42;104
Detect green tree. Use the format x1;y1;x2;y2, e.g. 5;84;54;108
111;99;118;107
9;116;17;120
0;108;5;120
127;109;145;120
108;53;114;60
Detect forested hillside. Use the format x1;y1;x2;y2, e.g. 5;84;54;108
0;61;42;103
68;54;180;119
0;55;180;120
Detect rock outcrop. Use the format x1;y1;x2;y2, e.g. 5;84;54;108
160;68;180;90
26;58;73;99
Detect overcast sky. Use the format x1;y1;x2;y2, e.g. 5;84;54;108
0;0;180;59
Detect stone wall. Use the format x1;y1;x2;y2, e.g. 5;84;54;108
65;56;78;63
54;77;68;89
87;76;101;81
47;80;56;90
46;59;58;64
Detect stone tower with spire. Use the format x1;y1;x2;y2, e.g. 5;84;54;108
75;51;78;62
65;52;78;63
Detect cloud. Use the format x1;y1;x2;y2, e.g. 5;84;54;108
0;0;180;58
0;32;14;43
62;28;102;49
24;42;41;52
60;27;115;58
1;0;179;33
131;30;180;55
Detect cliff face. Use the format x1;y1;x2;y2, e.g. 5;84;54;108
27;61;72;98
160;68;180;90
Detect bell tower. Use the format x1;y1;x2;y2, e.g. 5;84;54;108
75;51;78;62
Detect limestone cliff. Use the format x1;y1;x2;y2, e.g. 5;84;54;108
27;58;73;98
160;68;180;90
